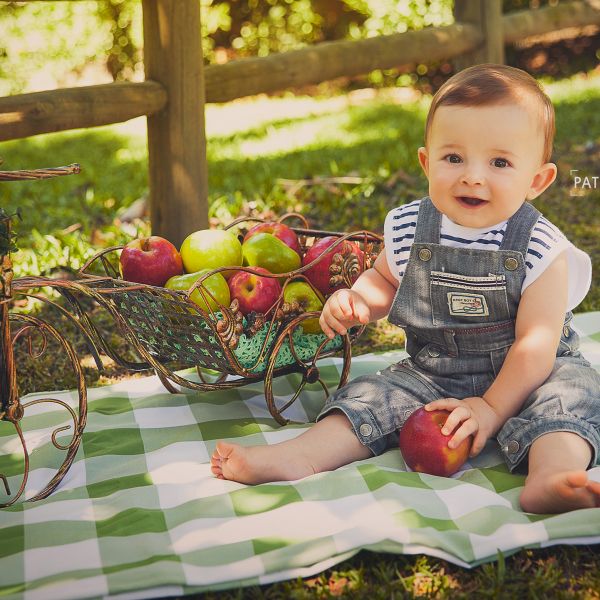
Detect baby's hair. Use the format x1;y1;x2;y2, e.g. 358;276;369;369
425;64;555;163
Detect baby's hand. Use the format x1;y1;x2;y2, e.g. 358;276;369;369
319;289;371;339
425;396;503;458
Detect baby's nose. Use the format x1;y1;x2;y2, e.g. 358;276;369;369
460;165;485;186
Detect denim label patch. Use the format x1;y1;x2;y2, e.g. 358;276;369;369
447;292;489;316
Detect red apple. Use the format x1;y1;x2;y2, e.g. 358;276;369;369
243;222;302;256
120;236;183;287
302;236;365;297
399;408;472;477
227;267;282;316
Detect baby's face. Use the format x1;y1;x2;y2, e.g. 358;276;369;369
419;103;553;228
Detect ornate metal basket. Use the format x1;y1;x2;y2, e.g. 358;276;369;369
69;214;383;422
1;164;383;507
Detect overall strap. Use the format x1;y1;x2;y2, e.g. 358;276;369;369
499;201;541;255
413;197;442;244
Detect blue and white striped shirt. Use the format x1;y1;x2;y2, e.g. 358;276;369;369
384;199;591;311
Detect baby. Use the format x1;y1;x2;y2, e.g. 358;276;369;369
211;64;600;514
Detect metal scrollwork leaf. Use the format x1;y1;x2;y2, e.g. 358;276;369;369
215;299;244;350
329;242;361;288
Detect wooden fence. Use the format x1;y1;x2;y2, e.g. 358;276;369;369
1;0;599;245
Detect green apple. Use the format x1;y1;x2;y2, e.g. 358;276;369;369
283;280;324;334
165;269;230;313
180;229;242;274
242;232;301;274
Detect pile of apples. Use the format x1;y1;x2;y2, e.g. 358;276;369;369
119;221;364;334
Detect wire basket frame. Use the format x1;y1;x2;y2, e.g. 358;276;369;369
1;164;85;507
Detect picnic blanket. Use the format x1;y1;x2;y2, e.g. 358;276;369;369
1;312;600;600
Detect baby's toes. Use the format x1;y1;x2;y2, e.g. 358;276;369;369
565;471;588;489
586;480;600;507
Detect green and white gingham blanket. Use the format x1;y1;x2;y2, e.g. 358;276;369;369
1;313;600;599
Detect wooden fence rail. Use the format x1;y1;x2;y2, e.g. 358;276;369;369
0;82;166;141
203;23;482;103
1;0;599;244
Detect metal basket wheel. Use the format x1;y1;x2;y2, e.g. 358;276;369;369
263;312;351;425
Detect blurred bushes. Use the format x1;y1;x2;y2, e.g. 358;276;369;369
208;0;453;60
0;1;116;96
3;0;597;98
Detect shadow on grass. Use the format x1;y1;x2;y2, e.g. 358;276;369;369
207;101;429;230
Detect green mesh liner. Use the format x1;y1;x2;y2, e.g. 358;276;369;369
113;289;234;372
233;322;344;374
102;284;343;375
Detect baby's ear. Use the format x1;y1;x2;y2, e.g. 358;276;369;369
527;162;557;200
417;147;429;177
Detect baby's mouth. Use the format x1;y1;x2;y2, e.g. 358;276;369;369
457;196;487;208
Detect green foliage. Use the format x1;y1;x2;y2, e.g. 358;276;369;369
204;0;453;69
344;0;452;36
223;0;324;57
0;0;451;95
96;0;143;80
0;207;19;255
0;1;111;96
2;0;597;96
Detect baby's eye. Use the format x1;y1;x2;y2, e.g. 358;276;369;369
445;154;462;164
492;158;510;168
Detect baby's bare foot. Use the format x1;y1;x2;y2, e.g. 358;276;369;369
210;441;315;485
520;470;600;514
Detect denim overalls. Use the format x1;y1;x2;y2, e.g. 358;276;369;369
318;198;600;471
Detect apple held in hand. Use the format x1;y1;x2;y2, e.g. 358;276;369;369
399;407;472;477
180;229;242;275
302;236;365;297
165;269;230;313
228;267;282;316
243;222;302;255
120;236;183;287
242;232;301;274
283;280;325;334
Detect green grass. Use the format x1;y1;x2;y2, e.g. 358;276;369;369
2;72;600;597
194;546;600;599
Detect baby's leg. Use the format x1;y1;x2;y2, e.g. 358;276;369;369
211;410;372;484
519;431;600;514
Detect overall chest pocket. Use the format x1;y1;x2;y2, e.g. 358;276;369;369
429;270;511;326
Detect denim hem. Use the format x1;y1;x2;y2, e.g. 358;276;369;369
497;415;600;472
316;401;387;456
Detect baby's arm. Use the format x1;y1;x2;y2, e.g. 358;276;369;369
319;251;398;338
483;251;568;415
428;251;569;455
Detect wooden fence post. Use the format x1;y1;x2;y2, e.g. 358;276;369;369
142;0;208;246
453;0;505;69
